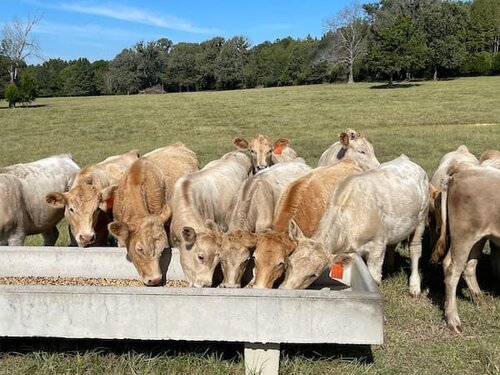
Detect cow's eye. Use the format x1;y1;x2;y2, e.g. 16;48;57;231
250;149;256;154
267;150;272;154
69;207;75;213
198;253;205;262
277;261;284;268
359;149;366;155
136;246;144;254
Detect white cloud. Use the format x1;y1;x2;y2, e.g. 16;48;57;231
33;20;143;40
57;2;218;34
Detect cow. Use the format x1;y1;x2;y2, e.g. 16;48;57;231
106;144;198;285
232;134;297;174
429;145;479;253
432;163;500;333
218;159;311;288
0;154;80;246
170;151;251;287
280;155;429;295
317;128;379;170
480;150;500;168
250;159;363;289
46;150;139;247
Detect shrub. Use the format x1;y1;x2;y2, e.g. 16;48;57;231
492;53;500;74
461;52;492;75
4;83;20;108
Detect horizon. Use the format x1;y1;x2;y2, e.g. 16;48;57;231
1;0;351;63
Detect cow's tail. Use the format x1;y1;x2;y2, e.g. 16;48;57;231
431;169;453;263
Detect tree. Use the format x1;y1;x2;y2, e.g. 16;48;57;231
60;58;96;96
108;48;142;94
165;42;200;92
18;72;38;105
135;38;172;89
324;1;368;83
4;83;20;107
1;13;42;84
470;0;500;53
214;36;249;89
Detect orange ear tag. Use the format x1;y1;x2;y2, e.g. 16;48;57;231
329;262;344;280
106;196;114;210
273;144;283;155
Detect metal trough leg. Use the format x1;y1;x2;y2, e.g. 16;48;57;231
244;342;280;375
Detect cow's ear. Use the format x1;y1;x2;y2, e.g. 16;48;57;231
205;219;219;233
339;132;349;148
108;221;129;243
288;220;305;242
274;138;289;148
46;192;67;208
182;227;196;247
99;185;117;211
233;137;249;151
159;203;172;224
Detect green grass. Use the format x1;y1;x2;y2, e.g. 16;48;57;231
1;76;500;374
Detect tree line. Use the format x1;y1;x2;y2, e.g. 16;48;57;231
1;0;500;101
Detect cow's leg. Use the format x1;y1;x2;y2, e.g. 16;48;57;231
8;231;25;246
42;226;59;246
408;220;425;297
443;240;473;334
363;241;386;286
463;238;486;304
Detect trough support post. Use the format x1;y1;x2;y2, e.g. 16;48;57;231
244;342;280;375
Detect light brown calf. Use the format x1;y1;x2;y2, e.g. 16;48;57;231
46;150;139;247
232;134;297;174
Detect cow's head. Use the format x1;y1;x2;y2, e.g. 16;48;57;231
108;204;171;286
250;224;301;289
218;230;258;288
339;129;379;171
179;220;222;288
233;135;291;174
45;180;116;247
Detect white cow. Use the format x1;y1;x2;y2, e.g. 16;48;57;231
280;155;429;295
0;154;80;245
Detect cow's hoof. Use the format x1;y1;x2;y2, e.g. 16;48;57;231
408;291;420;299
471;292;484;305
447;323;462;334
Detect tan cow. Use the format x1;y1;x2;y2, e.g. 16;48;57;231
46;150;139;247
107;158;171;285
0;154;80;245
232;134;297;174
480;150;500;168
280;156;429;294
433;163;500;333
429;145;479;253
317;128;379;170
106;143;198;285
218;159;311;288
170;151;251;287
250;159;363;288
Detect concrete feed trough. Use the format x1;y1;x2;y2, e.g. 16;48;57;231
0;246;383;375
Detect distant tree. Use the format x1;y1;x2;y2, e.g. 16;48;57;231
196;37;225;90
367;14;427;84
165;42;200;92
60;58;96;96
108;49;142;94
422;1;469;80
135;38;172;88
470;0;500;53
324;1;368;83
1;13;42;84
91;60;110;95
30;58;67;97
0;54;11;96
214;36;249;89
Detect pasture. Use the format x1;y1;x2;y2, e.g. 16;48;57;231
0;76;500;374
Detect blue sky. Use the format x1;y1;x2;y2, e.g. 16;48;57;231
0;0;351;63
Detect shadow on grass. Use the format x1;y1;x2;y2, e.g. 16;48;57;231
0;104;46;110
282;343;374;364
370;83;421;89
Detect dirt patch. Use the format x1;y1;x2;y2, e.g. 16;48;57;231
0;276;189;287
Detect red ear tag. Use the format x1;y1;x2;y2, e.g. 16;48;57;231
273;144;283;155
106;196;114;209
329;263;344;280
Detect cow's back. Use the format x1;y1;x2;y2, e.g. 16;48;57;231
143;143;199;199
274;159;362;236
431;145;479;188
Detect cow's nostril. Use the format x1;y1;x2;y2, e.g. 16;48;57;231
145;277;162;286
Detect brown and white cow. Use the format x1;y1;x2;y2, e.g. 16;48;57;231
280;156;429;294
480;150;500;168
249;159;363;289
232;134;297;174
46;150;139;247
317;128;379;170
0;154;80;245
217;159;311;288
170;151;251;287
433;163;500;333
107;143;198;285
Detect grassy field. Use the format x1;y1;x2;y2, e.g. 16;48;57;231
0;76;500;374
